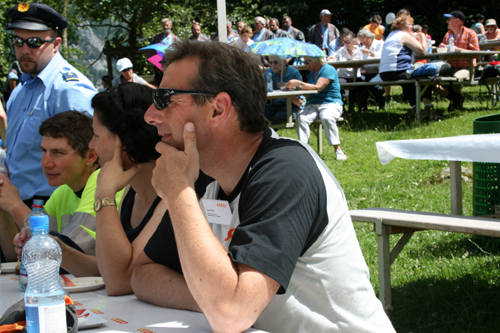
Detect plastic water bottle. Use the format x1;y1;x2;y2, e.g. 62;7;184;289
19;199;46;290
265;71;273;92
357;44;364;60
427;36;432;54
0;139;6;175
24;215;66;333
449;35;455;52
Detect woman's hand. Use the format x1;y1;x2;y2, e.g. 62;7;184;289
285;79;301;90
96;137;141;198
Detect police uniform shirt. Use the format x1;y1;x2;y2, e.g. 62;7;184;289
6;52;97;201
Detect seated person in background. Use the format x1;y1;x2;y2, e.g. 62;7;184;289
471;14;485;35
134;40;394;332
364;15;384;40
484;19;500;49
422;24;431;39
413;25;428;66
357;29;385;110
112;58;156;89
331;31;361;108
233;25;254;51
438;10;479;110
6;111;123;272
379;14;436;118
264;55;304;124
287;56;348;161
328;27;349;57
89;82;166;295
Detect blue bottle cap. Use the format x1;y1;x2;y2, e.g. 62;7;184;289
30;215;49;229
32;199;44;207
0;139;2;146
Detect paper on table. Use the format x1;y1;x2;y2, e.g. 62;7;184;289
376;133;500;166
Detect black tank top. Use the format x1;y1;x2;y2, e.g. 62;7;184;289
120;187;162;243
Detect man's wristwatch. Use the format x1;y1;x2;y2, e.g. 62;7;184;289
94;198;116;212
299;81;303;89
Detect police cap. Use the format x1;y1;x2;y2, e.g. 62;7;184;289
7;3;68;35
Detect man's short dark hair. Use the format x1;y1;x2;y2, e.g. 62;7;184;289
370;15;382;25
162;40;266;133
91;83;161;164
39;111;93;158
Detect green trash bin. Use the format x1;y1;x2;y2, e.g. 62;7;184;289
473;114;500;216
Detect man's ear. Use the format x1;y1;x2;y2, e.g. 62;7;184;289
86;149;98;166
52;36;62;53
210;92;233;127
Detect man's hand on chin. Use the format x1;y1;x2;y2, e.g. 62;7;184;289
152;122;200;204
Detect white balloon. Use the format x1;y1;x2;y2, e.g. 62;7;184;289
385;12;396;25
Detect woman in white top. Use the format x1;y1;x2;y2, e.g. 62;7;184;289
233;25;254;51
379;14;436;118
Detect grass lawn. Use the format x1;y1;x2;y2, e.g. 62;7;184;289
277;85;500;332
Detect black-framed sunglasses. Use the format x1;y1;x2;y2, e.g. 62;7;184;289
12;36;56;48
269;60;281;66
303;60;312;65
152;88;216;110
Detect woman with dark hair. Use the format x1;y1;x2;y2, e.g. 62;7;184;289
471;14;485;35
89;82;166;295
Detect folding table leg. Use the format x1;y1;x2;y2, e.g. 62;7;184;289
375;219;392;313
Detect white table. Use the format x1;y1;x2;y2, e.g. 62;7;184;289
266;89;318;128
376;133;500;215
0;273;266;333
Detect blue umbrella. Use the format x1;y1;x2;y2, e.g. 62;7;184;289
249;37;326;58
140;43;171;70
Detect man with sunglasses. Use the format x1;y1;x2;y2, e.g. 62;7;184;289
3;3;96;210
263;55;304;124
133;40;394;333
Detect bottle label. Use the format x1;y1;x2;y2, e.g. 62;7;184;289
19;260;27;277
26;302;66;333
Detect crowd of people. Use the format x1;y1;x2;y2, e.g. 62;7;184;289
0;2;498;332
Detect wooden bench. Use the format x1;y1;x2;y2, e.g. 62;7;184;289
349;208;500;314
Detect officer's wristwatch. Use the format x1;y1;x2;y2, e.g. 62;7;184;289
94;198;116;212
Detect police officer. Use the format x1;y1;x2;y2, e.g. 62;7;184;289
3;2;97;208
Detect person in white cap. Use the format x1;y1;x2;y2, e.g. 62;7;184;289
485;19;500;49
112;58;156;88
307;9;340;51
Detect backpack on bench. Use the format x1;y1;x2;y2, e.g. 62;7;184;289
480;61;500;82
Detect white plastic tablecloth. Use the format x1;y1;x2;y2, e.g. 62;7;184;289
0;273;266;333
376;133;500;165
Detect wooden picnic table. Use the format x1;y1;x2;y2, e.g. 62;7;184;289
266;89;318;129
479;40;500;50
375;133;500;215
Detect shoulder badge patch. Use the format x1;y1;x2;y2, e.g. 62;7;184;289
63;72;79;82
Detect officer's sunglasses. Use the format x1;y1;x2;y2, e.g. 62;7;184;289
152;88;215;110
12;36;56;48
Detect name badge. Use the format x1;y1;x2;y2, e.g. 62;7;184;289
200;199;232;225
